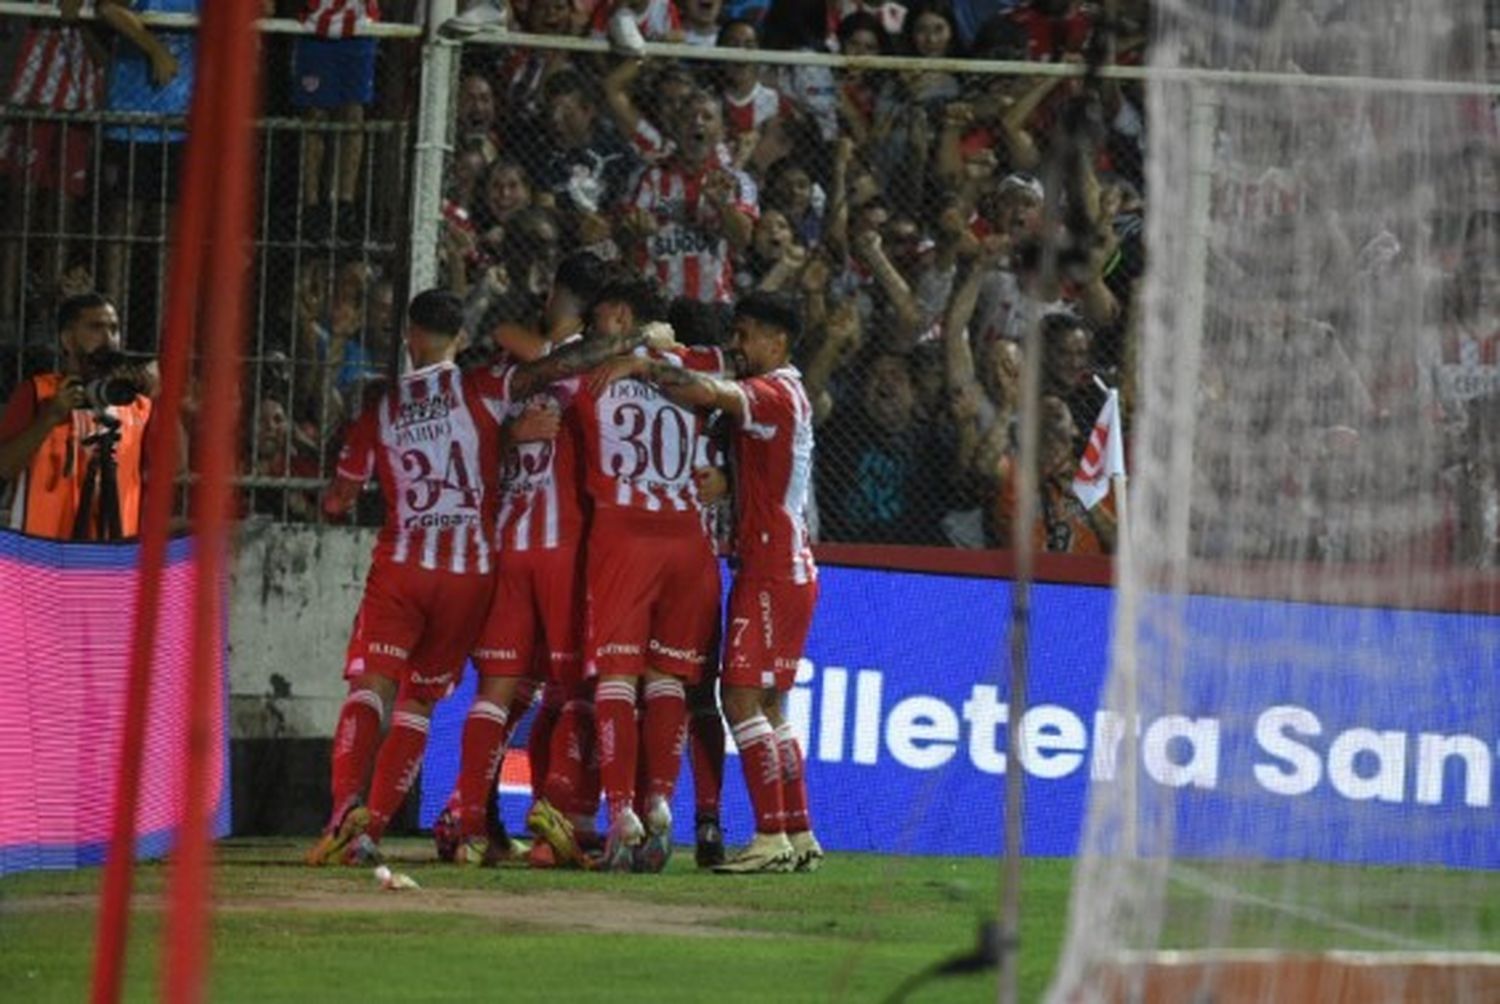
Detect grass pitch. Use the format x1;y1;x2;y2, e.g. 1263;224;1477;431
0;840;1065;1002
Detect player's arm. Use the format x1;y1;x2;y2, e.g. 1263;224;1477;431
638;360;747;422
499;402;562;452
322;476;363;518
508;324;675;400
322;407;377;518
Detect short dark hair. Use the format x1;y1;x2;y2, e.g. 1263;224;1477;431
407;289;465;336
541;67;593;108
57;291;112;332
668;297;730;348
734;291;802;348
553;252;608;305
836;11;890;53
589;271;668;325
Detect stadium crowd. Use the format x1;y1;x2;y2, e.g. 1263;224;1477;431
427;0;1151;552
3;0;1499;562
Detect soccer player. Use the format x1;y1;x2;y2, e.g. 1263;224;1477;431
448;253;613;865
621;291;823;873
571;274;730;872
306;288;660;865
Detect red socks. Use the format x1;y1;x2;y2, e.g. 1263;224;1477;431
641;677;687;803
329;688;384;821
775;722;811;834
594;679;638;822
526;683;562;797
731;714;784;834
688;683;725;819
365;709;430;841
456;700;510;839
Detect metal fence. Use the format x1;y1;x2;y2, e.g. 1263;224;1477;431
439;9;1150;551
0;4;419;523
3;3;1497;557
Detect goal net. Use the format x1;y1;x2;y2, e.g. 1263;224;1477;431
1050;0;1500;1000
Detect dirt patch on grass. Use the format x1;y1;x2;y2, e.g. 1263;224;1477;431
3;886;761;940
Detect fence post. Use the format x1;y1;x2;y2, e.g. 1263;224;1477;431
407;0;458;298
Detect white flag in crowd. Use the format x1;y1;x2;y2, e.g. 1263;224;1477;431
1072;388;1125;510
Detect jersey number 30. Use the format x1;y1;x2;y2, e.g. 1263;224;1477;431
604;401;691;482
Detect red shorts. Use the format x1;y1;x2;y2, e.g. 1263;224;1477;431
722;575;819;692
472;544;585;684
585;511;720;682
344;561;496;703
0;122;91;198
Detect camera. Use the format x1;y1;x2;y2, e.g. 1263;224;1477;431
77;348;148;411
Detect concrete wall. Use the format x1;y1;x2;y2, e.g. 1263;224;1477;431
228;521;376;741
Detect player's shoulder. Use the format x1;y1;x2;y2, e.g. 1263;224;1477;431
743;365;806;401
670;344;725;373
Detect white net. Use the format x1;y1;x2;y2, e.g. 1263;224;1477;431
1051;1;1500;1001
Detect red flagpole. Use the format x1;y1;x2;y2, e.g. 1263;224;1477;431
162;0;263;999
90;1;228;998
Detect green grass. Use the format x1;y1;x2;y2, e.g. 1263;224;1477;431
4;844;1495;1002
0;840;1067;1003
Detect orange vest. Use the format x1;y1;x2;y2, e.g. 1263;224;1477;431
7;373;151;540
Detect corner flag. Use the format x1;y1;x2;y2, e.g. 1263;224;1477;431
1072;387;1125;510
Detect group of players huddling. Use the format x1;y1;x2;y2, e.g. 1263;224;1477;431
304;252;822;875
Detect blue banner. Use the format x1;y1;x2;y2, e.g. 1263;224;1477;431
422;564;1499;868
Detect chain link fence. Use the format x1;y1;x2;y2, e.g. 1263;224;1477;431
441;4;1149;552
0;3;421;525
3;2;1496;558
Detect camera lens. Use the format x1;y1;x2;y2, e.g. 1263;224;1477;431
82;377;139;410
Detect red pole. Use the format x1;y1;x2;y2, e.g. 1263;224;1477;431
90;3;226;1000
162;0;262;1000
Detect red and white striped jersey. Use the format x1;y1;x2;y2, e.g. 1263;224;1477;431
300;0;380;38
575;346;725;523
5;20;104;111
336;361;505;575
629;154;758;303
589;0;680;40
490;350;588;554
727;366;817;584
723;83;791;139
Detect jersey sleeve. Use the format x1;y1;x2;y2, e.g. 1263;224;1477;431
465;362;516;426
734;374;793;442
334;405;378;483
677;345;726;375
0;378;39;441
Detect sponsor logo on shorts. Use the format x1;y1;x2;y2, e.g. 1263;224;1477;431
598;643;642;657
648;639;702;663
368;642;409;659
758;590;775;648
473;647;520;661
409;670;451;686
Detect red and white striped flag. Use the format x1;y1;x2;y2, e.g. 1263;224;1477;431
1072;387;1125;510
301;0;380;39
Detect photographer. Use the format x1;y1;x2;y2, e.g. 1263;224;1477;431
0;292;155;541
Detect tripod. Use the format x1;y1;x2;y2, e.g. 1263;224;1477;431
73;411;125;542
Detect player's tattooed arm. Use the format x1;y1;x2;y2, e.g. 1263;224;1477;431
637;361;747;421
509;331;644;399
